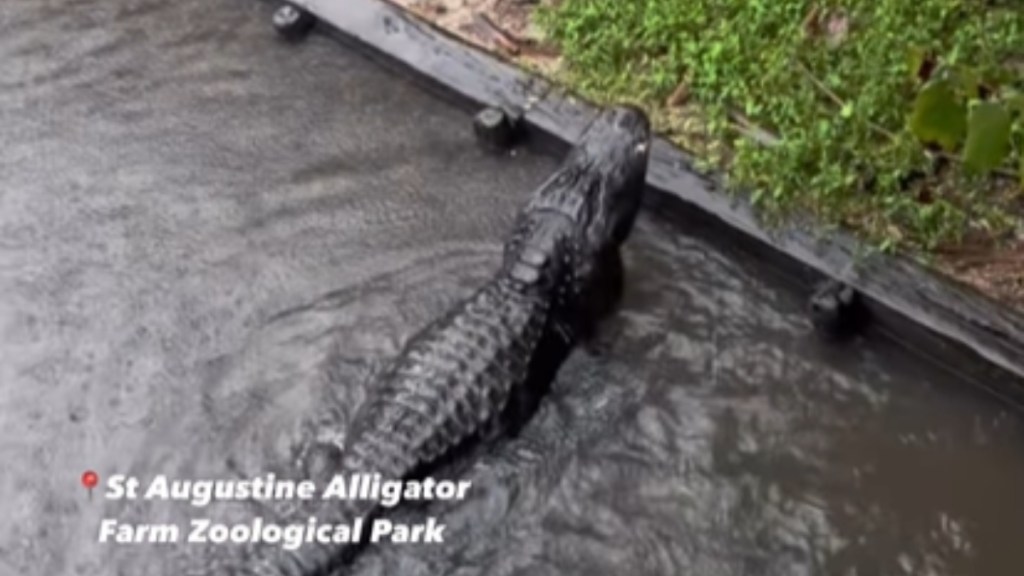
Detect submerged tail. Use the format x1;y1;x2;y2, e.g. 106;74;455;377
245;493;381;576
174;465;386;576
244;440;413;576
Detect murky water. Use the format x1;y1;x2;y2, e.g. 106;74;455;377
2;1;1024;575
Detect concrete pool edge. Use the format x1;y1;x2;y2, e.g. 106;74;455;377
276;0;1024;405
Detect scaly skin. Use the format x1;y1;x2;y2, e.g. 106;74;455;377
192;106;651;576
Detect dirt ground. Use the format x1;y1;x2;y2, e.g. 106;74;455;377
937;239;1024;309
394;0;561;73
388;0;1024;312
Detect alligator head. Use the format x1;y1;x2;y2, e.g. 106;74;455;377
523;105;651;257
497;104;651;344
576;105;651;249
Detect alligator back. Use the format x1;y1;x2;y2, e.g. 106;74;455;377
341;276;562;478
232;105;651;576
257;226;576;576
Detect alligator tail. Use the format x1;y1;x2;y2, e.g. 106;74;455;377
246;494;381;576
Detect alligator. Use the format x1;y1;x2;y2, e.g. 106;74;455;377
190;105;651;576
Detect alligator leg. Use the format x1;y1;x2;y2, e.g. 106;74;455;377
225;453;304;524
500;316;577;439
501;370;550;438
221;355;384;528
224;424;349;530
577;249;625;356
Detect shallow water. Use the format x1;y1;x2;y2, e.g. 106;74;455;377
2;1;1024;575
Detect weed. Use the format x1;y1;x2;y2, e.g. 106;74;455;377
536;0;1024;253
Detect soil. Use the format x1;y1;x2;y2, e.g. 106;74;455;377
387;0;1024;312
937;238;1024;309
393;0;561;74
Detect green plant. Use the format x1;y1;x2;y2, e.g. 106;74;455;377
536;0;1024;254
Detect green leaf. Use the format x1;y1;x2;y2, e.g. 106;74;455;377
906;46;932;82
909;79;966;152
982;68;1014;91
906;47;923;76
962;101;1011;175
952;65;981;99
1004;91;1024;116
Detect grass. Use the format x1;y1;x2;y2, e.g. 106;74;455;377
534;0;1024;256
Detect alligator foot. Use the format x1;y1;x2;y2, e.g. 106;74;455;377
226;457;301;524
322;355;388;420
224;355;383;527
224;422;340;524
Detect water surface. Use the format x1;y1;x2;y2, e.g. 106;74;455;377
1;1;1023;575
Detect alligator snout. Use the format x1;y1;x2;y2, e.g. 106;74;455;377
581;105;652;161
603;104;651;134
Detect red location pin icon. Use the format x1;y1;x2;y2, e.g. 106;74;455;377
81;470;99;501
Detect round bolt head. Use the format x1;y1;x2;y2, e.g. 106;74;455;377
473;107;519;151
808;279;868;341
273;5;301;27
478;108;505;127
273;3;316;41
